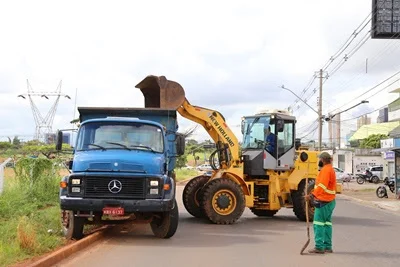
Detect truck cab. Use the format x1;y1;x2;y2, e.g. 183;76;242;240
57;107;185;239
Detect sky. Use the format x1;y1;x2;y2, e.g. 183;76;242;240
1;0;400;146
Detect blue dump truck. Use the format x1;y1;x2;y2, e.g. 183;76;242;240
56;107;185;239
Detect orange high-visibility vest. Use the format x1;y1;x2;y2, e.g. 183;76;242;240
312;163;336;202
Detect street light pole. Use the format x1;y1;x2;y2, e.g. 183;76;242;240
281;86;319;115
318;69;323;151
281;82;369;152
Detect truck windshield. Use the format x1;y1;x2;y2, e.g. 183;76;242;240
241;116;271;149
76;121;164;153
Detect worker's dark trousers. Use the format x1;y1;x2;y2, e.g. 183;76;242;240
313;199;336;250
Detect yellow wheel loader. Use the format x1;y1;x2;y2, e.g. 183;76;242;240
135;75;341;224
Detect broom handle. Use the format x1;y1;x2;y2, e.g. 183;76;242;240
305;160;310;235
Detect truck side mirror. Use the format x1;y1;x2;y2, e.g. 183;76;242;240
176;134;186;156
55;130;63;151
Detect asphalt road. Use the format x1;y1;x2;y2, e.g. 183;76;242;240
56;186;400;267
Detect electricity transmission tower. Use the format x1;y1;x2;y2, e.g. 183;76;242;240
18;80;71;141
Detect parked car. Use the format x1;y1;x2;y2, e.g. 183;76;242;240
366;165;383;181
333;167;352;182
196;163;212;171
183;165;195;170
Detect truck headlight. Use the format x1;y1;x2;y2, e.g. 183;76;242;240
71;178;81;185
71;187;81;193
150;180;159;186
150;188;159;195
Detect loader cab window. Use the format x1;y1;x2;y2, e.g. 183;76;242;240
241;116;271;150
276;120;294;158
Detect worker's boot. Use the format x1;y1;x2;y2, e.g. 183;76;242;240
308;248;325;254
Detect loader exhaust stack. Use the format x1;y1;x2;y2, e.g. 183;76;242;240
135;75;186;110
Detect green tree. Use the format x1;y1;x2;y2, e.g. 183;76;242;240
176;154;187;168
359;134;388;149
12;136;21;148
0;142;12;150
349;140;360;148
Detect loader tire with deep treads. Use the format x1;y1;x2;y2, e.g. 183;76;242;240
250;209;278;217
182;175;210;218
291;179;315;222
201;178;245;224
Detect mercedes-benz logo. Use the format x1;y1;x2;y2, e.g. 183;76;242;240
108;180;122;194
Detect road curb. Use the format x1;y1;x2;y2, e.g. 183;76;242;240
338;194;400;212
22;228;108;267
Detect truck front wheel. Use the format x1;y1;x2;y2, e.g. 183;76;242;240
150;199;179;238
61;210;85;240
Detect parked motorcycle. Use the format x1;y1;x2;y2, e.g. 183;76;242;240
356;170;380;184
376;177;395;198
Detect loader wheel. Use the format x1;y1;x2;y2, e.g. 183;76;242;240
291;179;315;222
182;175;210;218
201;178;245;224
250;209;278;217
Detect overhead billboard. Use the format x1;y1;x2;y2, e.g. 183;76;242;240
371;0;400;39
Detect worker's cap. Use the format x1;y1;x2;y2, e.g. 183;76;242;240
318;152;332;160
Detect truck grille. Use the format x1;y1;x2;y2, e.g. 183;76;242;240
84;177;146;199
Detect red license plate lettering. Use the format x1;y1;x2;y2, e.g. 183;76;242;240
103;207;124;216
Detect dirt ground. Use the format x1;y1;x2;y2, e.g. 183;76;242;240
341;181;399;202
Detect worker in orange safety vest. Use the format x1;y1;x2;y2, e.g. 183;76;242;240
306;152;336;254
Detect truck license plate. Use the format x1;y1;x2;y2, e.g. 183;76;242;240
103;207;124;216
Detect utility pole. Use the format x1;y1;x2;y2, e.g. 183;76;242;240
318;69;323;151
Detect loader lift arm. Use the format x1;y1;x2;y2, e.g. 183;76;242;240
135;75;248;196
135;75;241;169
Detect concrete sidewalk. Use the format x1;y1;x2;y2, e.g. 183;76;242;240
340;181;400;212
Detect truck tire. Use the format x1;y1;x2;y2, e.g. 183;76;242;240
250;209;278;217
291;179;315;222
61;210;85;240
150;199;179;239
201;178;245;224
182;175;210;218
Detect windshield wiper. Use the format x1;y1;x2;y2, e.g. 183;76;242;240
130;145;156;153
85;143;107;151
106;142;131;150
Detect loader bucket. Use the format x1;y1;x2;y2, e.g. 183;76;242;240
135;75;186;110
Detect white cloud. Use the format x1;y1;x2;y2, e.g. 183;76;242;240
0;0;399;146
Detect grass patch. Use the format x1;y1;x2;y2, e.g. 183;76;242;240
0;158;65;267
175;168;199;182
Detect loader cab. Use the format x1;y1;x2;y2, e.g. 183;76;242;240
241;110;296;175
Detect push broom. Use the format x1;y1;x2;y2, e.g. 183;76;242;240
300;161;311;255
